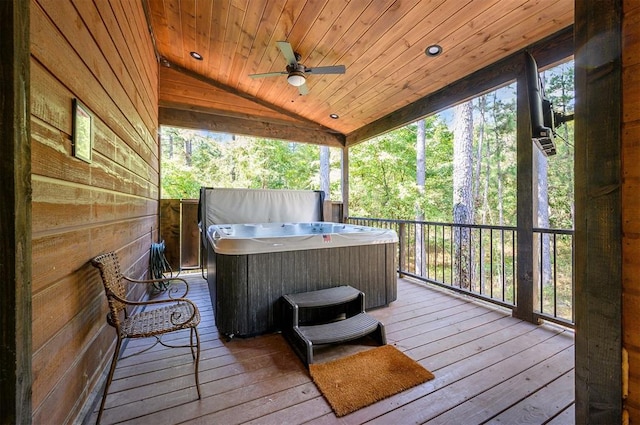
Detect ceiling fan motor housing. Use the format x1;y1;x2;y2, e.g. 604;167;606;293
286;64;307;86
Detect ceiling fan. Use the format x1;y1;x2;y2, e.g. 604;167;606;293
249;41;346;95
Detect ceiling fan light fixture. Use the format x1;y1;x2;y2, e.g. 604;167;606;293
425;44;443;57
287;71;306;87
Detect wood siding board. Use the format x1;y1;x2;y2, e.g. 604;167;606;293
623;6;640;66
574;0;623;422
623;64;640;122
30;0;159;421
74;0;157;135
110;0;158;124
1;0;32;422
31;274;107;408
115;0;159;107
35;0;156;155
32;319;115;425
30;66;157;193
31;4;157;173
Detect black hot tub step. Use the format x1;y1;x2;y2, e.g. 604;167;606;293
284;285;361;308
297;312;385;345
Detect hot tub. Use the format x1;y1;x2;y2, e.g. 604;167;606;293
207;222;397;255
205;222;398;337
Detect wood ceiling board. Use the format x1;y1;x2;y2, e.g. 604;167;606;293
318;0;510;116
248;0;431;132
301;0;476;129
193;0;214;77
241;1;307;97
160;67;312;125
216;1;250;84
350;1;574;129
225;0;269;89
346;26;574;146
229;0;286;91
253;0;359;103
147;0;575;140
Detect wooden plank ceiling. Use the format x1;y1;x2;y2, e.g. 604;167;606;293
147;0;574;146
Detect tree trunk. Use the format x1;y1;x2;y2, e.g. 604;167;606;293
320;146;330;198
453;101;474;289
415;119;426;276
535;147;552;286
474;96;486;209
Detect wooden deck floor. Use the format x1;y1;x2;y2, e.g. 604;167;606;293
86;274;575;425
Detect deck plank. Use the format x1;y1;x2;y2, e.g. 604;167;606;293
86;275;575;425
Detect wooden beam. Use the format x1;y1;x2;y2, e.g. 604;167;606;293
0;0;32;423
159;100;326;131
345;26;574;146
574;0;623;423
513;56;535;323
159;107;345;147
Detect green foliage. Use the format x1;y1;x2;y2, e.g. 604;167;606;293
543;61;575;229
160;129;334;198
349;118;453;221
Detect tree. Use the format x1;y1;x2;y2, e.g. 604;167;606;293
452;101;474;289
320;146;330;198
415;119;426;275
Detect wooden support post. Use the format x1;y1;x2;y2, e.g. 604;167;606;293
0;0;32;423
514;56;535;323
574;0;623;422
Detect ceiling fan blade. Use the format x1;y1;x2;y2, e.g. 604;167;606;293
249;71;287;78
297;83;309;95
305;65;346;75
276;41;298;67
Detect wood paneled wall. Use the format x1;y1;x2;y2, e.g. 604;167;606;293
29;0;158;423
623;0;640;421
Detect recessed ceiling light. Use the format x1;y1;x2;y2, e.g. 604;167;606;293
329;113;339;119
190;51;203;60
425;45;443;57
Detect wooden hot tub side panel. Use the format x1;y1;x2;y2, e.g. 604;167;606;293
207;242;397;337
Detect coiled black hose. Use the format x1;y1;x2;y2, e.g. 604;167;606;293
149;241;174;291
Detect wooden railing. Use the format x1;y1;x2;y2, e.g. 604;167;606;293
347;217;574;328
